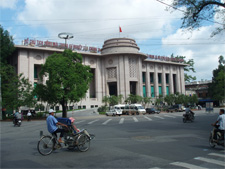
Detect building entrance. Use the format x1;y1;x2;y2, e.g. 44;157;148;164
108;82;117;96
130;82;137;95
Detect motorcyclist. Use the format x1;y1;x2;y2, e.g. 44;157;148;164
211;109;225;141
184;107;194;119
14;111;22;125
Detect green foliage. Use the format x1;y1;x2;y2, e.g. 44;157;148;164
0;26;36;112
164;93;198;106
35;49;92;117
97;106;108;113
142;97;151;107
175;55;196;82
0;25;15;63
208;56;225;104
125;94;143;104
102;95;123;106
169;0;225;36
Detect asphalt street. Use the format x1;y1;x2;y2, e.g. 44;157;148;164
1;108;224;169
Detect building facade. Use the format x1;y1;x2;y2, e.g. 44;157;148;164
10;38;187;110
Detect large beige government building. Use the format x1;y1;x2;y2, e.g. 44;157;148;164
10;38;187;110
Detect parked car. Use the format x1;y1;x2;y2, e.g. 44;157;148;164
145;108;160;114
106;108;121;116
166;104;185;112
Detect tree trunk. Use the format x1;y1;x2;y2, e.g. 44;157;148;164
61;98;67;118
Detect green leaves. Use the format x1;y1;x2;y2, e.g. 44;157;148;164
36;49;92;117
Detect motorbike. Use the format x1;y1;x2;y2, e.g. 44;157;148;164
209;126;224;148
183;112;195;123
13;118;22;127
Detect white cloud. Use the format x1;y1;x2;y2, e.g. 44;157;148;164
0;0;18;9
16;0;182;46
162;25;225;80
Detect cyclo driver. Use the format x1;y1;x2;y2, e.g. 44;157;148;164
46;109;68;143
211;109;225;141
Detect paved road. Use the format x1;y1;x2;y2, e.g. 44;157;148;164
1;109;224;169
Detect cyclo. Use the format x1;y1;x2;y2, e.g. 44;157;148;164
37;118;95;156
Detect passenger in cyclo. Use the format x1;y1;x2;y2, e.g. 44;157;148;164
46;109;68;143
68;117;91;138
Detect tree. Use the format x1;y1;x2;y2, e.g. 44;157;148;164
125;94;143;104
168;0;225;36
175;55;196;82
1;25;36;120
142;97;151;108
36;49;92;117
164;94;176;105
208;55;225;106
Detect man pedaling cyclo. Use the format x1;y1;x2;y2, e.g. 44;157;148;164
46;109;68;143
211;109;225;142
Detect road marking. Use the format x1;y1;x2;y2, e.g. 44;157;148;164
194;157;225;166
119;118;124;124
163;115;176;118
208;153;225;158
149;167;161;169
133;117;138;122
76;120;85;124
171;162;207;169
154;115;165;119
144;116;152;121
102;119;112;125
88;119;99;125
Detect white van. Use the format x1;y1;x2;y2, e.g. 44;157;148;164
123;104;146;115
113;104;124;115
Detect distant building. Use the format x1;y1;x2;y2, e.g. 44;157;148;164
9;37;187;111
185;80;219;107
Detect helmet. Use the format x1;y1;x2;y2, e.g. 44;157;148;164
48;109;55;114
69;117;75;123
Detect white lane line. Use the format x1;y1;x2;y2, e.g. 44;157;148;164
154;115;165;119
102;119;112;125
220;150;225;153
119;118;124;124
88;119;99;125
75;120;85;124
149;167;161;169
163;115;176;118
144;116;153;121
171;162;207;169
133;117;138;122
194;157;225;166
208;153;225;158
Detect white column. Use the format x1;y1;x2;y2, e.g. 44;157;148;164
146;63;150;97
138;57;142;97
154;64;159;97
169;66;174;94
176;66;181;93
124;55;130;99
180;66;185;94
162;66;166;96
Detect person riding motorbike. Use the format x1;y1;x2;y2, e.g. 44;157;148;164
211;109;225;142
13;111;22;125
184;107;194;120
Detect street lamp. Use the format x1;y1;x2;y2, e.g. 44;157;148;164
58;32;74;48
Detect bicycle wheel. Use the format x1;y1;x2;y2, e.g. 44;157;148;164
37;136;55;156
77;134;90;152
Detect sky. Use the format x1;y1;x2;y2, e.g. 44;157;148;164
0;0;225;81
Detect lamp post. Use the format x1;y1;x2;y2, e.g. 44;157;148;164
58;32;74;48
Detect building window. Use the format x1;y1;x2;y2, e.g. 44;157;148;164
150;73;154;83
173;74;177;93
107;67;117;79
34;65;38;79
90;68;96;98
159;86;162;95
166;74;169;84
143;86;146;97
142;72;146;83
166;86;169;95
158;73;162;84
151;86;155;97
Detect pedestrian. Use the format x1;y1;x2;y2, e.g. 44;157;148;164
27;110;32;121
